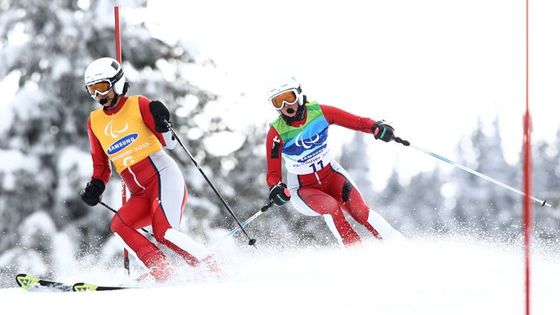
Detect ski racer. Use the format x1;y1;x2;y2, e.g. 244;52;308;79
80;57;219;280
265;77;403;246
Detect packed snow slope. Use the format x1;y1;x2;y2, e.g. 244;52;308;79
1;236;558;315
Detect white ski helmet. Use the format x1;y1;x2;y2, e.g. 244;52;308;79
267;77;304;108
84;57;127;95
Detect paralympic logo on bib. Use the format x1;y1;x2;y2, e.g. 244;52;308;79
295;133;321;149
107;133;139;155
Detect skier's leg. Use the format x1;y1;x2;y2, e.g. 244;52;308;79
149;154;215;269
343;187;403;240
152;204;212;266
365;209;404;240
329;162;402;240
291;186;362;246
110;197;172;280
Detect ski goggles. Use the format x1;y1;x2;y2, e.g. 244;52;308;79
269;89;300;110
86;80;113;98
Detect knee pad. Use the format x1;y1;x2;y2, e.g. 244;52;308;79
342;181;353;203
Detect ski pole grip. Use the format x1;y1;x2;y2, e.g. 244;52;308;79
393;136;410;146
261;201;274;212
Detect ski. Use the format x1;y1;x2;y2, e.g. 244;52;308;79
16;274;130;292
72;282;128;291
16;273;73;292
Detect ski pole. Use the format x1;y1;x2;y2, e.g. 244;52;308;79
165;121;258;247
99;201;153;235
392;136;552;208
210;201;274;248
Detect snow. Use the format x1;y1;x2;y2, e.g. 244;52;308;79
1;237;558;315
0;70;19;133
0;150;40;187
19;212;57;242
0;149;40;190
56;146;93;199
0;1;558;314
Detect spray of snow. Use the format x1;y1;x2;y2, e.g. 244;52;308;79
2;236;558;315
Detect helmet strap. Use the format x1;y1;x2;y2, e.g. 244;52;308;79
122;82;129;95
299;94;307;106
111;68;124;84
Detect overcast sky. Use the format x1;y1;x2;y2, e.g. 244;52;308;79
136;0;560;189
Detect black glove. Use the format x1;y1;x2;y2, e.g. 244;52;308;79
80;179;105;207
269;183;291;206
149;100;171;133
372;120;395;142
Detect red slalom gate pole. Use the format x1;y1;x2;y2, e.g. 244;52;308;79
523;1;532;314
113;5;130;276
523;110;532;315
114;6;122;63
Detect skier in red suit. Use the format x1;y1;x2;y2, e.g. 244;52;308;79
80;57;219;280
266;77;403;246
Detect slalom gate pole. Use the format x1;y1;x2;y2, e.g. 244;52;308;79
165;122;258;247
523;0;532;313
392;136;551;208
113;4;129;275
210;201;274;248
99;201;153;236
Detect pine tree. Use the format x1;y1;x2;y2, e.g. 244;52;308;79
0;0;222;281
400;167;446;234
451;118;518;238
532;130;560;239
378;167;404;221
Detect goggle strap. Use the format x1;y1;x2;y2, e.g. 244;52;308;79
110;69;123;84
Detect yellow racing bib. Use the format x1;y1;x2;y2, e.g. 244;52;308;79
89;96;162;173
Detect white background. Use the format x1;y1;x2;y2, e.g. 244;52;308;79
138;0;560;189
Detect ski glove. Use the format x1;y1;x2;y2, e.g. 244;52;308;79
372;120;395;142
149;100;171;133
269;183;291;206
80;179;105;207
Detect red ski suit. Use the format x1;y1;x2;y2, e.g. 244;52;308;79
266;104;399;246
87;95;212;277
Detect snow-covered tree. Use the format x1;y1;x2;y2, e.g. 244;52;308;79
0;0;223;284
378;167;404;223
450;118;519;238
399;167;446;234
532;131;560;239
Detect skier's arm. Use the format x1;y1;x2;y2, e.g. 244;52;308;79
266;127;283;188
266;127;291;205
87;118;111;183
138;96;177;149
321;104;395;142
320;104;376;133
